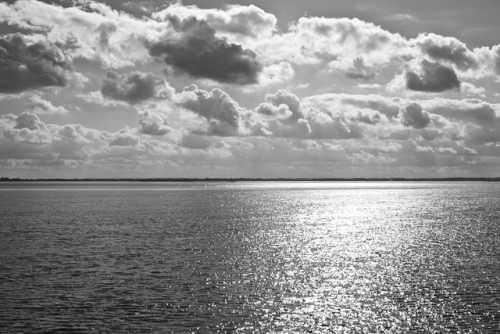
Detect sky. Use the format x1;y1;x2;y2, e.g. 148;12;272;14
0;0;500;178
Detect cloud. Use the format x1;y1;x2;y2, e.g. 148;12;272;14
0;33;69;93
436;147;457;155
258;62;295;87
420;98;499;126
494;45;500;75
255;103;292;119
27;95;69;114
330;57;375;80
305;109;363;139
139;110;171;136
384;14;421;23
461;82;486;98
148;17;262;85
406;60;460;92
0;0;160;68
303;93;401;119
257;16;412;68
100;71;172;104
399;103;430;129
263;89;303;120
14;111;44;131
415;33;478;71
97;22;117;50
350;109;383;124
109;128;140;146
175;85;245;136
357;83;382;90
253;90;364;140
1;112;52;144
155;4;277;39
0;111;161;164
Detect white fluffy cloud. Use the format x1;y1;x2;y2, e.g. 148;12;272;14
0;0;162;68
174;85;246;136
154;4;277;40
28;95;69;115
139;110;171;136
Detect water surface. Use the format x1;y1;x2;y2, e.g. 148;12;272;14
1;181;499;333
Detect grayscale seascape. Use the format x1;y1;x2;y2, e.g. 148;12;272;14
1;181;499;333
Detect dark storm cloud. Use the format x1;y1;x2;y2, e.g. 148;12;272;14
0;33;69;93
399;103;430;129
148;17;262;85
100;71;160;104
406;60;460;92
417;34;478;71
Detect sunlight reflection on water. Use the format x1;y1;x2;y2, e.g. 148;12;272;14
0;182;499;332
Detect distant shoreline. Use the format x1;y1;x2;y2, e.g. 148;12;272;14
1;177;500;182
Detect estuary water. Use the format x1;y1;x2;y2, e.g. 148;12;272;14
0;181;499;333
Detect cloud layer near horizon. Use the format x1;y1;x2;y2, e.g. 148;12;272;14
1;0;500;178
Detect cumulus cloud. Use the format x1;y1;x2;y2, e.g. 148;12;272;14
0;34;69;93
494;46;500;75
14;112;45;131
139;110;171;136
420;98;499;126
109;128;140;146
350;109;383;124
155;4;277;39
148;17;262;85
415;33;478;71
303;93;401;119
0;112;52;144
27;95;69;114
263;89;303;121
100;71;172;104
259;62;295;87
399;103;431;129
330;57;375;80
304;109;363;139
0;111;161;165
257;16;412;68
255;102;292;119
461;82;486;97
0;0;160;68
175;85;245;136
252;90;364;140
406;60;460;92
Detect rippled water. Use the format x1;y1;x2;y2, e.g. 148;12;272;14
1;181;499;333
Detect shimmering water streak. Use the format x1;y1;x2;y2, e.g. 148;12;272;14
1;182;499;333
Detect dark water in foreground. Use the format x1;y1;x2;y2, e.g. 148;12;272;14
0;181;499;333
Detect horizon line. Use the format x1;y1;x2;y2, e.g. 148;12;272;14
1;177;500;182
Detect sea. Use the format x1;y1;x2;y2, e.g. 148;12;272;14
0;181;499;333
